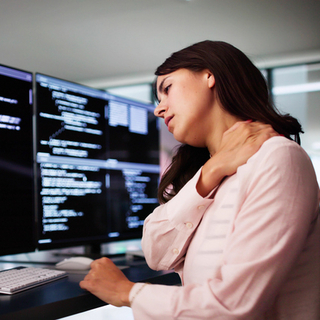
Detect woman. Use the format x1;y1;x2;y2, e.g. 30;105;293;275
80;41;320;319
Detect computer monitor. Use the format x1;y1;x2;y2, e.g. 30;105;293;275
35;73;160;254
0;64;35;256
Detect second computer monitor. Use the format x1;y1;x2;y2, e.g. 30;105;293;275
35;74;160;252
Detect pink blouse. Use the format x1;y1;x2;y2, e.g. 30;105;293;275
129;137;320;319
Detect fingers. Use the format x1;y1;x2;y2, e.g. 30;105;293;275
79;257;134;307
81;257;115;282
90;257;110;269
234;121;274;135
198;120;280;197
214;121;280;177
80;257;129;290
226;119;252;133
224;121;279;144
80;258;111;288
79;258;116;298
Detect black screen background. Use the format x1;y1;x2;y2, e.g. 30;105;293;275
0;68;35;255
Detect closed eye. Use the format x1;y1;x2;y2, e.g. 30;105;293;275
164;84;171;94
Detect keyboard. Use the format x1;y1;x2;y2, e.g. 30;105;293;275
0;266;68;294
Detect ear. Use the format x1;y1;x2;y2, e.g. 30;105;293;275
206;70;215;89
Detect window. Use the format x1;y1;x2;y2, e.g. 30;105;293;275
271;62;320;183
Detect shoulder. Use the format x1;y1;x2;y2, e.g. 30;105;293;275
258;136;303;155
235;136;319;223
248;136;311;169
237;136;318;194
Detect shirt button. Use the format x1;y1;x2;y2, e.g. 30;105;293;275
197;205;204;210
186;222;193;229
172;248;179;255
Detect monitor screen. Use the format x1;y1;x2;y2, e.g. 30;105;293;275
35;74;160;252
0;64;35;256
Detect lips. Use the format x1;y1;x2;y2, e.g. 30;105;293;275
165;116;173;127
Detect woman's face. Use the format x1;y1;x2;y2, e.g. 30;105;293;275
154;68;218;147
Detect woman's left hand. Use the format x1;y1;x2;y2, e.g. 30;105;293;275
79;257;135;307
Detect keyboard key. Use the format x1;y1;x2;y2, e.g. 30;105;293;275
0;267;67;294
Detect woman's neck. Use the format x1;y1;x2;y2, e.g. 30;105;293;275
206;108;240;155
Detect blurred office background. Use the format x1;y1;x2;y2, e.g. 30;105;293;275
1;0;320;180
0;0;320;165
1;1;319;318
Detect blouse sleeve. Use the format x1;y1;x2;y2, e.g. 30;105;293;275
141;168;216;272
132;138;320;319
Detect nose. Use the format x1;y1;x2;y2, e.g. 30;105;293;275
154;101;167;118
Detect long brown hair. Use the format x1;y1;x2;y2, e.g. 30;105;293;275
155;40;303;204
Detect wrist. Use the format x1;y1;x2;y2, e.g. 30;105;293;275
120;281;135;307
196;161;226;197
129;282;149;307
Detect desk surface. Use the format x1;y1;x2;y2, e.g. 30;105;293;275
0;258;180;320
